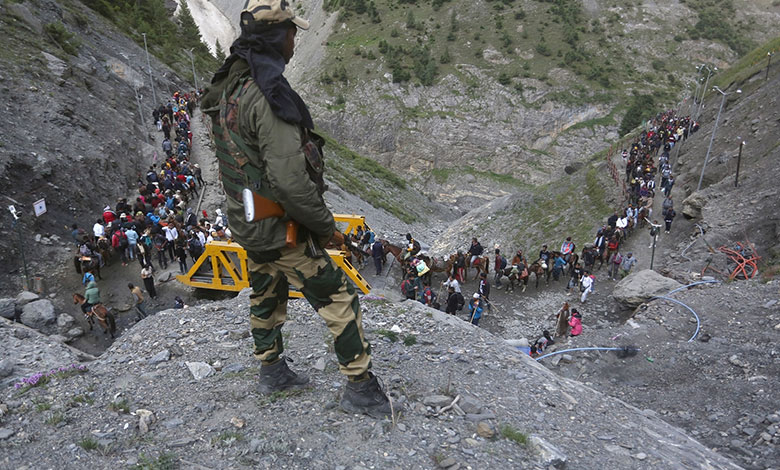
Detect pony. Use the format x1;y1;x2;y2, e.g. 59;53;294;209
73;255;101;280
72;293;116;338
502;264;528;293
527;259;550;289
380;239;404;265
466;255;490;280
96;236;112;265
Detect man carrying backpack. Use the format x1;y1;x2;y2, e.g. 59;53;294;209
609;251;623;281
445;286;464;315
493;248;507;288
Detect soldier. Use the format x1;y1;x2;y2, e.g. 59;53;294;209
202;0;390;418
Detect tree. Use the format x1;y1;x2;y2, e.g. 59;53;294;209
177;2;204;50
214;39;226;63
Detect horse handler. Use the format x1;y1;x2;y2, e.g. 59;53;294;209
202;0;390;419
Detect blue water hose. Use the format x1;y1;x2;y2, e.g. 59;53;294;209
536;280;720;360
650;279;720;342
535;346;639;361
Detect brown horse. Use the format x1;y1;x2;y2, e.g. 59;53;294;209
502;264;529;292
527;259;550;289
466;255;489;280
73;293;116;338
96;236;112;265
73;255;102;280
417;254;450;274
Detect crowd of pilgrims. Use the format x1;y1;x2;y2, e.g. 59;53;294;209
72;91;231;278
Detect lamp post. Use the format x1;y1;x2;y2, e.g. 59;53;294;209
735;139;746;187
141;33;158;107
132;86;150;145
8;205;29;290
697;66;716;119
767;52;774;82
697;86;741;191
692;64;705;106
187;48;198;93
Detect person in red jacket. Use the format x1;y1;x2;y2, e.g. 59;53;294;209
111;229;128;266
102;206;117;225
568;309;583;336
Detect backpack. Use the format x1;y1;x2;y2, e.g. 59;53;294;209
613;253;623;265
500;256;508;270
455;292;465;311
607;239;618;250
188;238;202;253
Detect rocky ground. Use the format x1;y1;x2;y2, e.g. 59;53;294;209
0;289;747;470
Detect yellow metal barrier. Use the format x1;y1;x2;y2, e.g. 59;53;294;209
333;214;371;236
176;239;371;297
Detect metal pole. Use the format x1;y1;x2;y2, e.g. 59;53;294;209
142;33;157;107
735;140;745;187
188;48;198;92
650;227;658;270
133;86;150;145
697;68;713;118
767;52;773;82
697;89;726;192
692;66;703;105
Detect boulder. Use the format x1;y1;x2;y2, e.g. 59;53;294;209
0;359;14;378
0;298;14;319
682;192;707;219
15;291;40;308
20;300;56;330
65;327;84;340
57;313;76;331
613;270;683;308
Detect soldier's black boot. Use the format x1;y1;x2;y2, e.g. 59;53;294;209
340;372;392;418
257;357;309;395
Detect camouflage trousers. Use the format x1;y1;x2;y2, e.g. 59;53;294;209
246;243;372;378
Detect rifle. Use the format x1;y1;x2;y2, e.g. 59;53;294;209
242;188;298;248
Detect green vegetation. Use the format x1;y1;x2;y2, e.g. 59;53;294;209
686;0;754;55
500;424;529;446
34;401;52;412
403;334;418;346
134;453;179;470
44;411;65;426
714;35;780;90
44;22;81;56
375;328;399;342
108;399;130;414
322;131;418;224
211;431;244;447
430;167;532;188
77;437;99;451
619;94;656;136
79;0;217;88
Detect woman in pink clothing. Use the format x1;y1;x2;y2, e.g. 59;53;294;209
568;309;583;336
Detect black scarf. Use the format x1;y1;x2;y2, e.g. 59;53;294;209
212;26;313;130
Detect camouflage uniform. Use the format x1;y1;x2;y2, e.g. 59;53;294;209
202;59;372;379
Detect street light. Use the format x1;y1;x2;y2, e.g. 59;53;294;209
187;48;198;93
767;52;774;82
8;205;29;290
141;33;158;107
697;86;741;191
692;64;705;106
697;65;717;118
735;139;746;187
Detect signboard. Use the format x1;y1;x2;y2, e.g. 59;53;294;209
33;199;46;217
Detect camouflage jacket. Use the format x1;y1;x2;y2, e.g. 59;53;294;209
202;59;334;252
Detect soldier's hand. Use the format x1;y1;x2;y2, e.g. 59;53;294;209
330;230;345;246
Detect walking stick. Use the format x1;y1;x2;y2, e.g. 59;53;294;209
385;256;395;278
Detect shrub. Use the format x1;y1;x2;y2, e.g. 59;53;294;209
44;22;82;56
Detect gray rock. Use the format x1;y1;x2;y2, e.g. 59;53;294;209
223;363;246;373
682;192;707;218
0;359;14;378
529;435;567;468
0;298;15;319
613;270;683;308
20;299;56;330
458;395;483;414
438;457;456;468
249;438;263;453
65;327;84;340
313;358;326;371
186;361;215;380
148;350;171;365
163;418;184;429
57;313;76;330
15;291;40;308
0;428;14;440
423;395;452;408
